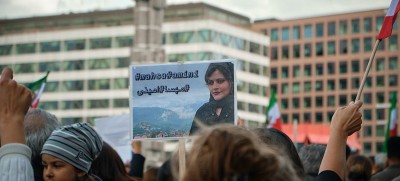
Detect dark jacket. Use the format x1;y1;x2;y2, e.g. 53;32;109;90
189;97;234;134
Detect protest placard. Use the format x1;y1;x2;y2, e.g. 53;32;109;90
130;60;237;140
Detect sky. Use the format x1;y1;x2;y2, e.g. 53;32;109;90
0;0;393;21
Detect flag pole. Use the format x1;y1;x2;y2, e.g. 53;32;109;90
355;39;381;101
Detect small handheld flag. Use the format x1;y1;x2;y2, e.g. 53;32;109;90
25;71;50;108
377;0;400;40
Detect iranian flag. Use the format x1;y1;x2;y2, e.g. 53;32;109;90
266;91;282;130
377;0;400;40
384;92;398;152
25;71;50;109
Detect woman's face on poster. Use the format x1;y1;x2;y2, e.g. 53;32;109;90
207;69;231;101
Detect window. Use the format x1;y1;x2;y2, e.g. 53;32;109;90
327;62;335;74
304;81;312;92
304;24;312;39
327;80;335;91
363;142;372;153
389;35;398;51
116;36;133;47
351;60;359;73
40;41;60;52
328;95;335;107
16;43;36;54
376;76;385;87
339;61;347;73
238;101;246;111
170;31;196;44
113;99;129;108
364;37;372;52
316;96;323;107
271;28;279;41
339;79;347;89
249;83;260;95
282;83;289;94
351;78;360;89
249;103;260;113
376;58;385;71
377;109;385;120
340;39;348;54
327;41;336;55
315;81;323;91
249;63;260;74
281;67;289;78
376;92;385;103
90;38;111;49
364;17;372;32
351;19;360;33
0;45;12;56
88;99;109;109
281;99;288;109
44;81;59;92
304;43;312;57
282;27;289;41
363;126;372;137
62;60;84;71
293;66;301;78
39;101;58;110
282;46;289;59
292;98;300;108
327;112;335;122
39;62;60;72
328;21;336;36
89;58;111;69
293;26;300;40
376;16;384;31
249;42;260;54
315;112;323;123
115;57;131;68
378;39;385;51
88;79;110;90
304;65;312;77
351;38;360;53
389;56;398;70
339;20;348;35
339;95;347;106
316;64;323;75
271;68;278;79
271;47;278;60
198;29;211;42
304;113;311;123
293;44;300;58
113;78;129;89
316;42;324;56
364;93;372;104
389;75;398;86
376;142;384;153
292;82;300;93
13;63;36;74
62;80;84;91
376;125;385;137
365;77;372;88
62;100;83;110
364;109;372;120
220;33;232;47
65;39;85;51
316;23;324;37
304;97;311;108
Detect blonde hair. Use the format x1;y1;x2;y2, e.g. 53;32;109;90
182;124;300;181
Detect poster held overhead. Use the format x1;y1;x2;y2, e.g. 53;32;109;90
129;60;237;140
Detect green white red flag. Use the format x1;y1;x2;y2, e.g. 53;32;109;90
377;0;400;40
266;91;282;130
25;71;49;108
384;92;398;152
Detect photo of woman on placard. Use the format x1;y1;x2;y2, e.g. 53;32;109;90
190;62;235;134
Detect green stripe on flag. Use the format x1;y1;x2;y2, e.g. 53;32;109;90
25;71;49;92
383;92;397;153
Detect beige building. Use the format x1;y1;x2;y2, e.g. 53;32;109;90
252;9;400;155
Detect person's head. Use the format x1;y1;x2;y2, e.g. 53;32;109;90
41;123;103;181
91;142;133;181
253;128;305;179
387;136;400;161
298;144;326;180
205;62;234;101
24;109;61;181
143;167;159;181
183;124;299;181
346;155;372;181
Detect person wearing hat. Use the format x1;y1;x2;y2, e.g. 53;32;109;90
41;123;103;181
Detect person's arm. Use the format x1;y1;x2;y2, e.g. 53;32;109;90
129;141;145;178
319;101;363;181
0;67;34;181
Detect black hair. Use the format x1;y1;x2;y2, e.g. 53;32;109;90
387;136;400;159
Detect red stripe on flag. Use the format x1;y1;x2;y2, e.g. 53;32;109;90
377;0;400;39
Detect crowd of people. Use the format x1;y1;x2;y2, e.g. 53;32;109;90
1;66;400;181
